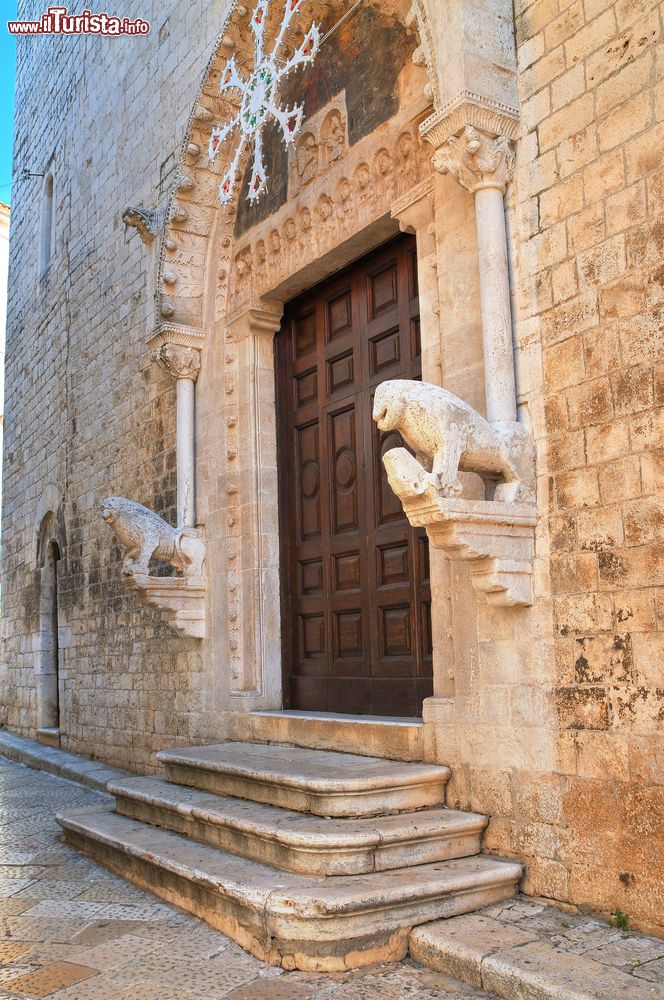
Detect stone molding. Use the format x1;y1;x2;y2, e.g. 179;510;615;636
156;343;201;381
420;92;520;147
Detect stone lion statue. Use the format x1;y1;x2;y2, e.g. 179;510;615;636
373;380;535;503
101;497;205;580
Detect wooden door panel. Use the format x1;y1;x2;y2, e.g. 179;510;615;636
277;234;433;717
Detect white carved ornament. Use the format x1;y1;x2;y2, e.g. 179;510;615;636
209;0;321;204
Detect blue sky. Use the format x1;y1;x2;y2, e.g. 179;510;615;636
0;2;18;205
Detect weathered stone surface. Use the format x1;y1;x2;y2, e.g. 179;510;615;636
226;711;426;762
110;774;487;875
157;742;450;817
411;909;664;1000
57;806;521;971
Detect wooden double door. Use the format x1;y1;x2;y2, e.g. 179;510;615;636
276;235;433;717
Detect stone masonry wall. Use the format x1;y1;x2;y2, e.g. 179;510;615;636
0;0;236;770
507;0;664;935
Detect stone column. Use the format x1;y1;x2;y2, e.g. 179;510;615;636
157;343;201;527
225;299;284;706
422;99;519;423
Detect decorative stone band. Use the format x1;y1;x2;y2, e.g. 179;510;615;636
420;92;520;147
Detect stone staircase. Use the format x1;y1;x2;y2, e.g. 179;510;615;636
57;741;522;971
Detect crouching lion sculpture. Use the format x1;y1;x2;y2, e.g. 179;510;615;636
101;497;206;580
373;380;535;503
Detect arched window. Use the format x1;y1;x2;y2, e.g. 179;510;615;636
39;165;55;276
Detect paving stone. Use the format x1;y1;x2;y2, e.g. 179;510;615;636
0;942;31;963
634;958;664;984
3;960;99;996
482;941;663;1000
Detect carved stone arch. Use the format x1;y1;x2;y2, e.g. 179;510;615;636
147;0;439;352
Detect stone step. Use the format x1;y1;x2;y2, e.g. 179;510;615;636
157;742;450;817
409;913;662;1000
109;775;487;876
57;805;522;972
226;710;425;761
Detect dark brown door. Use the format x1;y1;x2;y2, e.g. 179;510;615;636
276;235;433;717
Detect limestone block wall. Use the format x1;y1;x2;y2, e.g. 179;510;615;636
0;0;236;769
505;0;663;934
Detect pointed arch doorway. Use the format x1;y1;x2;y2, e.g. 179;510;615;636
276;234;433;717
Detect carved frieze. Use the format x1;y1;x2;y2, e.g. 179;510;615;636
228;119;430;307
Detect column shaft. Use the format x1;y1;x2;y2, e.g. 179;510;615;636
176;377;195;527
474;185;517;423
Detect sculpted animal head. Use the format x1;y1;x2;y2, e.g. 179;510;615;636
373;381;409;433
100;497;126;525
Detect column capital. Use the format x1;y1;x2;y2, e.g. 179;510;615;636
225;298;284;340
433;128;516;195
421;92;519;195
157;342;201;381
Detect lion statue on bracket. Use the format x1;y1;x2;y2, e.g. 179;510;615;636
101;497;206;581
373;379;535;504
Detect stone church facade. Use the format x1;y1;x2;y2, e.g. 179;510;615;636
1;0;663;943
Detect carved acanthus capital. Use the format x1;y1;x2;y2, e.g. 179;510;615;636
433;126;516;195
157;343;201;381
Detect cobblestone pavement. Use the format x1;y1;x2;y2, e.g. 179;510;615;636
0;756;496;1000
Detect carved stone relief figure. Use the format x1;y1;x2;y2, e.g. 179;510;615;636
268;228;281;256
320;109;346;168
296;132;319;189
374;147;396;201
335;177;352;223
353;162;373;209
396;130;419;186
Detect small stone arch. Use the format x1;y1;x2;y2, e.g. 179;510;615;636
35;510;65;737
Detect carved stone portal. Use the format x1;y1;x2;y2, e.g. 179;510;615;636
373;380;537;607
101;497;206;638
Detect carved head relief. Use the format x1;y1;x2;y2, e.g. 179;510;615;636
268;228;281;254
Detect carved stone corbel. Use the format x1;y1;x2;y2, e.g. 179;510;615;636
122;205;166;244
